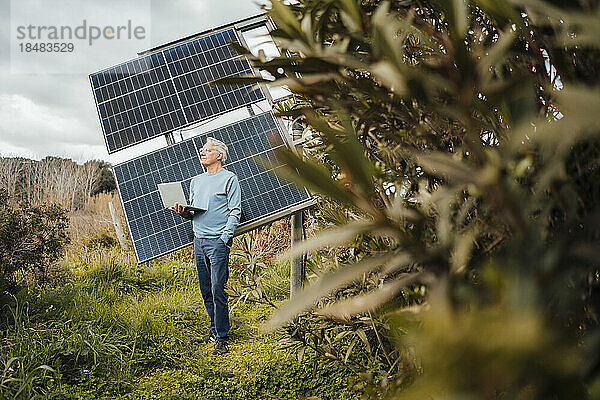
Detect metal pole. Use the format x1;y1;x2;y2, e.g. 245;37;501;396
109;201;129;251
290;211;304;296
290;122;305;296
165;132;175;145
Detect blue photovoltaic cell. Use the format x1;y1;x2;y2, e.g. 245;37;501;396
90;28;265;154
114;112;312;263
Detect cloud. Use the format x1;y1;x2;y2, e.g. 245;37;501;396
149;0;263;45
0;94;106;160
0;0;265;164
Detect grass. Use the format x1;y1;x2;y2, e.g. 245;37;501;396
1;237;361;399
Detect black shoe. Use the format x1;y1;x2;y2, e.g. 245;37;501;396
212;341;229;355
195;332;215;344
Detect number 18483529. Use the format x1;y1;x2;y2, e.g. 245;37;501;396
19;42;74;52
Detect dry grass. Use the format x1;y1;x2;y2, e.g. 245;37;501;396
233;219;292;261
67;192;124;247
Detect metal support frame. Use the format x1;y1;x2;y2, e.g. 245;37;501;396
109;201;129;251
238;19;307;297
165;132;175;145
138;14;268;56
290;211;304;296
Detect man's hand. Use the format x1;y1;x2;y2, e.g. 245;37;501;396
169;202;191;218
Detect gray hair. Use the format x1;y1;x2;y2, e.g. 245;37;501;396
204;137;229;162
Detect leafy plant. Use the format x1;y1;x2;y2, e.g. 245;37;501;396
226;0;600;397
0;189;70;293
229;222;293;308
0;295;56;399
0;357;54;399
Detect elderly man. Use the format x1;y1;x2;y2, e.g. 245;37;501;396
170;137;241;355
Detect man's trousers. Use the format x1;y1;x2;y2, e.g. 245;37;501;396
194;237;232;342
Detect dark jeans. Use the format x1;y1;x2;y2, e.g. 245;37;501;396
194;237;232;342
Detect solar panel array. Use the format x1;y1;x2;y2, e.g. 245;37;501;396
114;112;312;263
90;28;264;154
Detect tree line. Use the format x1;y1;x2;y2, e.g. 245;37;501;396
0;156;116;210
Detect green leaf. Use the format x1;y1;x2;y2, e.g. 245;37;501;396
263;253;402;330
371;61;408;95
450;229;477;274
304;110;377;200
372;2;404;67
276;220;382;263
334;330;354;342
555;85;600;133
297;345;306;363
227;40;252;56
275;73;340;90
417;152;479;184
336;0;363;32
317;272;428;318
271;147;358;208
452;0;469;37
355;329;371;353
344;338;358;363
269;0;306;42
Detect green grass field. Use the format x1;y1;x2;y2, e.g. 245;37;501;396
1;242;361;399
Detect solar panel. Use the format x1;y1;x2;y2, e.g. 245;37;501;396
90;28;265;154
114;112;312;263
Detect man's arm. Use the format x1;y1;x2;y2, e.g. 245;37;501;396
220;175;241;243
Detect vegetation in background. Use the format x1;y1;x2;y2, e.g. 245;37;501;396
0;156;116;210
0;189;69;294
224;0;600;398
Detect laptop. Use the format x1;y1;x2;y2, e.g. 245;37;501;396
157;182;205;212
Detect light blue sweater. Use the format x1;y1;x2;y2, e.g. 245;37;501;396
188;169;241;243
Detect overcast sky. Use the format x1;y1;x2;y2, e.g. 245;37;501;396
0;0;271;165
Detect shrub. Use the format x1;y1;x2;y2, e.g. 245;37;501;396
234;0;600;397
0;189;70;292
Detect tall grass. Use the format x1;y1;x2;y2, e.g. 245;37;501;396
1;235;208;398
0;296;55;399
